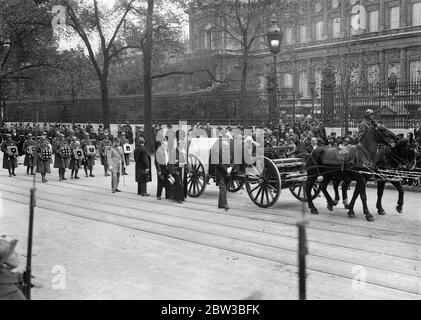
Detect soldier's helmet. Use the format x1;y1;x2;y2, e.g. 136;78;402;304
364;109;375;116
0;239;18;265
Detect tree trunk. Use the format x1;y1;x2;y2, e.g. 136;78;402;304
238;53;248;125
143;0;154;153
100;77;110;129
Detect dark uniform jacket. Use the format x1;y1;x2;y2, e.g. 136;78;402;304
134;145;151;183
358;118;377;142
0;269;26;300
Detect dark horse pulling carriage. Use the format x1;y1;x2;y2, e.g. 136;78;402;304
186;137;321;208
305;125;419;222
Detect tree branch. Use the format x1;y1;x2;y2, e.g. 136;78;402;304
106;0;136;54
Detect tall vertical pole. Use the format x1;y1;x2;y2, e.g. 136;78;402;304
24;110;38;300
71;74;75;128
311;90;315;119
273;54;279;126
297;188;308;300
143;0;154;154
292;90;296;125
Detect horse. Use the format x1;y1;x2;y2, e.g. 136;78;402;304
333;137;417;216
305;125;398;222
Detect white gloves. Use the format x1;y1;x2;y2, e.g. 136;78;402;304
227;167;232;174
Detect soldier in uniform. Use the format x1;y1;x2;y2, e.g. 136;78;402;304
35;134;52;183
98;132;112;176
22;133;37;175
69;136;82;180
1;134;18;177
0;238;43;300
107;137;125;193
53;133;71;181
80;133;96;178
358;109;378;142
119;132;130;175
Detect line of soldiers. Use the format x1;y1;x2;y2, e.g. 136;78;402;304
0;127;134;185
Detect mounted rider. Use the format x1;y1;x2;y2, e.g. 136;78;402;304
358;109;378;142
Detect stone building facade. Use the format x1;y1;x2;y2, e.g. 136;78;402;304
186;0;421;114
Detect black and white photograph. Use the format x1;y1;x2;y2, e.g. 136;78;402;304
0;0;420;303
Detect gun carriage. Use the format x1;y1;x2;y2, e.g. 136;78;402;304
186;138;321;208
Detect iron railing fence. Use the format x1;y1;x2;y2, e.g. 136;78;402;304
323;81;421;129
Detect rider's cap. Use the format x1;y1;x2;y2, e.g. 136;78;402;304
365;109;375;116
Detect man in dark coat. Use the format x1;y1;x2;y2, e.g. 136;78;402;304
155;140;170;200
134;138;151;196
212;139;233;211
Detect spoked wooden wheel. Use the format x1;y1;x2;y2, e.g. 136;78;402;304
290;180;321;202
227;175;245;193
245;157;281;208
187;153;206;198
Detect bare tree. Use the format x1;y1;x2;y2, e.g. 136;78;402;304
61;0;139;129
190;0;305;123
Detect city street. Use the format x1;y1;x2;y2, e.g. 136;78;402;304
0;153;420;300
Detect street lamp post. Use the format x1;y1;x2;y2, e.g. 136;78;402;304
267;14;283;126
309;80;316;119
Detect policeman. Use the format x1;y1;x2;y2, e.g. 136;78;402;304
358;109;378;142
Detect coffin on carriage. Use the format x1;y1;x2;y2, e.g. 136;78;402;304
186;138;321;208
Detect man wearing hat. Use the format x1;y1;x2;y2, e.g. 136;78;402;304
119;132;130;175
53;133;70;181
35;133;52;183
134;137;151;196
22;133;37;175
358;109;378;142
0;239;43;300
107;137;125;193
80;132;96;178
1;134;18;177
98;131;112;176
69;136;82;179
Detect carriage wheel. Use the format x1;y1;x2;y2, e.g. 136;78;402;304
289;180;321;202
227;176;245;193
245;157;281;208
187;153;206;198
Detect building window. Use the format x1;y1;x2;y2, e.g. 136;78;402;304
367;64;379;84
410;60;421;82
388;62;400;79
315;21;324;40
314;70;322;97
205;31;212;49
369;10;378;32
285;28;294;45
350;66;360;84
413;3;421;26
389;6;400;29
299;25;308;43
284;73;293;88
298;72;308;97
332;18;341;38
